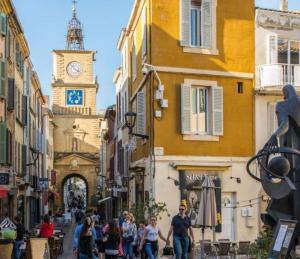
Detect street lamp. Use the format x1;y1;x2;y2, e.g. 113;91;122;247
124;112;149;139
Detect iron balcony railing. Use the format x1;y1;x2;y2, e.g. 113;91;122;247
256;64;300;89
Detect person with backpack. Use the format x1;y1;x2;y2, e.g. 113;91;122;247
103;221;121;259
78;217;98;259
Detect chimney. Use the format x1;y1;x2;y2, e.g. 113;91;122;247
280;0;288;11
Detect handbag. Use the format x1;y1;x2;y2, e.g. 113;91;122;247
163;246;174;256
188;236;192;253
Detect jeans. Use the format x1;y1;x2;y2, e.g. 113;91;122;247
13;240;24;259
79;252;97;259
122;240;134;259
144;242;158;259
173;235;189;259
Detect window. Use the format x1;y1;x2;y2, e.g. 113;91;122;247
191;87;208;134
181;0;213;49
181;83;223;136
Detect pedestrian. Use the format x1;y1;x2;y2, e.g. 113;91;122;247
78;217;98;259
119;211;128;227
93;210;100;223
134;221;146;259
103;221;121;259
139;216;168;259
12;216;25;259
166;204;195;259
40;214;54;238
121;213;136;259
94;220;105;259
73;215;97;257
75;206;84;225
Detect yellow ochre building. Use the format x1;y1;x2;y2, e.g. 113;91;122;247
115;0;260;242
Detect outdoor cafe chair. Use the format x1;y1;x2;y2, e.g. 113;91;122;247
236;241;251;258
217;242;231;259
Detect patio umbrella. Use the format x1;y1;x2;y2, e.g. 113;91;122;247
196;176;217;258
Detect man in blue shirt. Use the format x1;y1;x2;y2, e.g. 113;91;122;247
73;215;97;257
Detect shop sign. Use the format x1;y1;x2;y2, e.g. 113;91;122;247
179;171;222;232
0;173;9;185
39;178;48;189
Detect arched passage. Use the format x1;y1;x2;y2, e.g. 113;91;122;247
61;174;88;211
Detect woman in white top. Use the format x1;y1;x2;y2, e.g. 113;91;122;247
139;216;167;259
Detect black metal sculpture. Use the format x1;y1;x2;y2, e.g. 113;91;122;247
247;85;300;257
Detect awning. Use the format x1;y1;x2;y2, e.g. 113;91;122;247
0;187;8;199
98;197;112;204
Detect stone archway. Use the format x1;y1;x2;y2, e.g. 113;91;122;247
53;154;99;210
61;174;88;211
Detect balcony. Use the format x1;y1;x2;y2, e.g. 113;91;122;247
256;64;300;90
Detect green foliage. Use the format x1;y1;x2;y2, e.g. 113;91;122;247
248;226;274;259
129;198;170;223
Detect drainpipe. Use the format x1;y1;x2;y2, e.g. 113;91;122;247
280;0;288;11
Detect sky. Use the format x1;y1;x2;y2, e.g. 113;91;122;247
12;0;300;111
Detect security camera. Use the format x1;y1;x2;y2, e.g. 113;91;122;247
142;65;149;75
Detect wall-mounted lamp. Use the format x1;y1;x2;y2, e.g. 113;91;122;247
230;176;241;184
124;112;149;139
168;176;180;186
26;149;39;167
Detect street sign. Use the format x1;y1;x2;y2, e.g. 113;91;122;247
0;173;9;185
39;178;48;189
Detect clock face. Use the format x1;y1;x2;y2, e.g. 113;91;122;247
66;89;83;105
67;61;82;77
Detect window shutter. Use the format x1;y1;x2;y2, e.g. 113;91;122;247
181;83;192;134
0;122;7;164
22;144;27;175
22;95;28;126
180;0;190;46
268;34;278;64
212;86;224;136
0;12;7;36
268;102;277;137
141;7;147;58
7;78;14;111
202;0;212;48
136;91;146;135
0;60;6;98
6;129;12;165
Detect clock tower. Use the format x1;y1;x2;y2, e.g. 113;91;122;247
52;1;98;115
52;1;101;209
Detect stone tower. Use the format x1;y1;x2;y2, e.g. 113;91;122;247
52;0;101;209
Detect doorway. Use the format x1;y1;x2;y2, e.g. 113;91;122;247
221;192;236;241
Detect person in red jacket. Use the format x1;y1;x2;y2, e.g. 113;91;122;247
40;214;54;238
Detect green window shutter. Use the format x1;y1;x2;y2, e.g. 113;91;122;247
22;144;27;175
0;122;7;164
136;91;146;135
0;60;6;98
202;0;212;48
0;12;7;36
212;86;224;136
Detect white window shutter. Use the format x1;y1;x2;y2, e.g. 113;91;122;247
202;0;212;48
212;86;223;136
268;34;278;64
137;91;145;135
181;83;192;134
141;7;147;58
180;0;190;46
267;102;277;137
